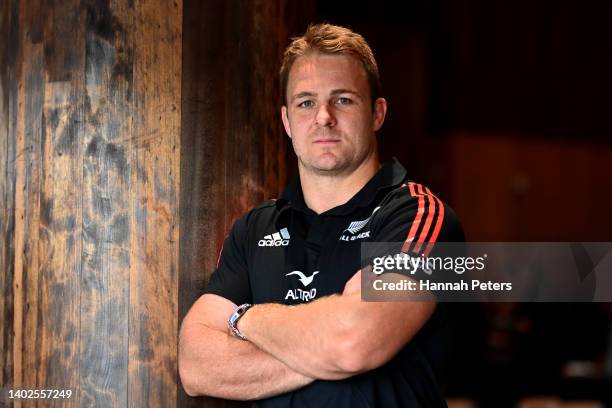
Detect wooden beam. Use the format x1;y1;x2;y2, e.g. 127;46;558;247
127;0;182;406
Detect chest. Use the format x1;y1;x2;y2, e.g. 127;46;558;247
248;209;374;304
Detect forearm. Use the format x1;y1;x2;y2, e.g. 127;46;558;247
238;295;358;379
238;274;435;380
179;323;314;400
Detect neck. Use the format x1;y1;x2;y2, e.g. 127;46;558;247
299;152;380;214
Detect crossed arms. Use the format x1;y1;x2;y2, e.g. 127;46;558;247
178;270;435;400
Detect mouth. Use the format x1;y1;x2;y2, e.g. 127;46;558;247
313;139;341;145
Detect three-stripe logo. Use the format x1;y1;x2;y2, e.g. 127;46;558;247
401;182;445;256
258;227;291;247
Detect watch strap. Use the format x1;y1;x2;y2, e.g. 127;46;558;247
228;303;252;340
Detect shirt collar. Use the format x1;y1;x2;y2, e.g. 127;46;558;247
276;157;408;216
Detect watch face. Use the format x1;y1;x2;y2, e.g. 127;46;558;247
228;305;251;340
229;304;251;327
230;312;239;325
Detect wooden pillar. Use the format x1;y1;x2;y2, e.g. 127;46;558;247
0;0;13;394
179;0;303;405
2;0;309;407
1;0;182;406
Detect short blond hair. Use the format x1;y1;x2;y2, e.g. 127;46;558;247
280;23;382;107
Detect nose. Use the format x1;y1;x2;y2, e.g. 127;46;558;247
315;104;336;127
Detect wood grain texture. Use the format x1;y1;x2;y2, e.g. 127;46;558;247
11;0;28;397
2;0;182;407
179;0;294;308
21;39;44;396
0;0;14;392
79;0;130;405
39;79;82;408
178;0;301;406
252;0;294;200
128;0;182;406
3;0;299;406
179;0;226;324
37;8;84;407
179;2;233;406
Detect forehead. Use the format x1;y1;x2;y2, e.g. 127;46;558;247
287;52;369;95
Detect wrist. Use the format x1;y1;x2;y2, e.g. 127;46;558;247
236;305;252;336
228;303;253;340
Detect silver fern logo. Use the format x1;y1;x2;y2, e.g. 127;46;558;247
344;218;370;234
340;206;380;241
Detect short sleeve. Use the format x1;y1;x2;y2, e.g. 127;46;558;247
202;214;253;306
369;183;465;254
368;184;465;331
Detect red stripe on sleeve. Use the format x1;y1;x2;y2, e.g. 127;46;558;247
216;243;224;268
423;196;445;256
402;183;425;252
402;183;446;255
413;192;436;253
408;183;417;197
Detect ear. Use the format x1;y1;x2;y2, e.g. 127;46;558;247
372;98;387;132
281;106;292;138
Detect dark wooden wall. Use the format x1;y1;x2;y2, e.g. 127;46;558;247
1;0;12;394
179;1;307;406
1;0;182;406
1;0;300;406
179;0;293;323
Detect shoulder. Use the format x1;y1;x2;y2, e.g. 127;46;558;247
378;181;444;206
229;199;279;236
372;181;465;244
245;199;277;220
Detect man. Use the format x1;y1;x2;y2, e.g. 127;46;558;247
179;23;464;407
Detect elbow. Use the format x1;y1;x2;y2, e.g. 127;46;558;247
181;378;201;398
332;330;386;375
327;330;372;376
179;352;219;398
178;351;204;397
334;344;370;375
179;370;198;397
178;327;210;397
178;323;249;400
292;331;367;380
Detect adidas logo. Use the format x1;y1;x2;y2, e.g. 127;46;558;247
258;227;290;247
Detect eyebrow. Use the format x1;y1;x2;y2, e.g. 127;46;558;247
292;91;316;102
330;89;360;97
291;89;362;102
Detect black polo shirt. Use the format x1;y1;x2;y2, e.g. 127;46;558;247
204;158;464;408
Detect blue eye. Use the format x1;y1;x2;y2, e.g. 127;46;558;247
298;100;315;108
336;97;353;105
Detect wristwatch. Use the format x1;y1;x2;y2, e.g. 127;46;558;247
228;303;252;340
